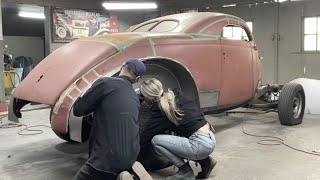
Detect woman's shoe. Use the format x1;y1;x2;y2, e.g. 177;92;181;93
195;156;217;179
132;161;153;180
166;163;194;180
117;171;134;180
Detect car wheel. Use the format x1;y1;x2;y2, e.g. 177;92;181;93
50;109;91;143
138;102;173;171
278;82;305;126
57;26;67;39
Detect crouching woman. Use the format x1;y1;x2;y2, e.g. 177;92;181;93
140;78;217;180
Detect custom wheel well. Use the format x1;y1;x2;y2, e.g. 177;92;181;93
142;58;199;107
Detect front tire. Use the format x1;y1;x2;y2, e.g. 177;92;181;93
278;82;305;126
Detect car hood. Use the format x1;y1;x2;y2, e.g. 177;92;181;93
14;33;151;105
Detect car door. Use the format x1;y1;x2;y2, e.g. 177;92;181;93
218;25;254;106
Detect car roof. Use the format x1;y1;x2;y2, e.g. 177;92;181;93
129;12;233;33
150;12;226;22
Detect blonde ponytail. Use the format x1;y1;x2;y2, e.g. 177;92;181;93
140;78;183;125
159;89;183;125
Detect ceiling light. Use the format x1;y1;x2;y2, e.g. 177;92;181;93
19;12;45;19
277;0;288;2
222;4;237;8
102;2;157;10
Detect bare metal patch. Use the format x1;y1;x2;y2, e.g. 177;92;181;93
199;91;219;108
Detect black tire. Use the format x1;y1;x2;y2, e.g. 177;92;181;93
278;82;305;126
50;109;92;143
138;102;173;171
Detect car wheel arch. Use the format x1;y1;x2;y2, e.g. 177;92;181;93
141;57;200;107
51;57;200;142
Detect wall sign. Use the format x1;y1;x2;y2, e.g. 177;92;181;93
52;7;119;43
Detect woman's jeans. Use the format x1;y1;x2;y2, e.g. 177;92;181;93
151;131;216;167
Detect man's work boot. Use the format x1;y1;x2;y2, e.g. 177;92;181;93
195;156;217;179
132;161;153;180
166;162;194;180
117;171;134;180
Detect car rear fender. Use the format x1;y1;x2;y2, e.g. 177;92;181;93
50;56;198;134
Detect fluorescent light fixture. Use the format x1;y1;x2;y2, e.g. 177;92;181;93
222;4;237;8
277;0;288;2
102;2;157;10
19;12;45;19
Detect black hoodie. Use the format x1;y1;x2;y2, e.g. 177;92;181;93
140;89;207;146
73;76;140;175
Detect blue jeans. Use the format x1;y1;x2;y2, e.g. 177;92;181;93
151;131;216;167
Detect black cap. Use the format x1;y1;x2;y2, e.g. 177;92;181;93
123;59;146;77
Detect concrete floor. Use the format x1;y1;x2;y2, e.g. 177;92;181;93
1;108;320;180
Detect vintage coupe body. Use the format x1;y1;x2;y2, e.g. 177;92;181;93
10;12;304;143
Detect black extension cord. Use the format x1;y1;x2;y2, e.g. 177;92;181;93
239;107;320;156
0;120;51;136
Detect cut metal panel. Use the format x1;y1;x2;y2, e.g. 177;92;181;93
84;71;99;83
76;79;88;90
199;91;219;108
149;38;157;56
69;107;83;142
51;96;73;133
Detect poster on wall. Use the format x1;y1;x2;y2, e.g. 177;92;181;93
52;7;119;43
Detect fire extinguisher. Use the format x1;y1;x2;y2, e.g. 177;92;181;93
109;15;119;33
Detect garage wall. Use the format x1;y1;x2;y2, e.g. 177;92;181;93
279;1;320;84
207;1;320;84
117;12;146;32
3;36;45;65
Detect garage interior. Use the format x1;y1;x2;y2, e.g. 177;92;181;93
0;0;320;180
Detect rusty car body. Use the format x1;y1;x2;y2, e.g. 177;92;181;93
10;12;305;144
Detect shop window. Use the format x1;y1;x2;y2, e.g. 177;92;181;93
222;22;252;41
304;17;320;51
222;26;248;41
